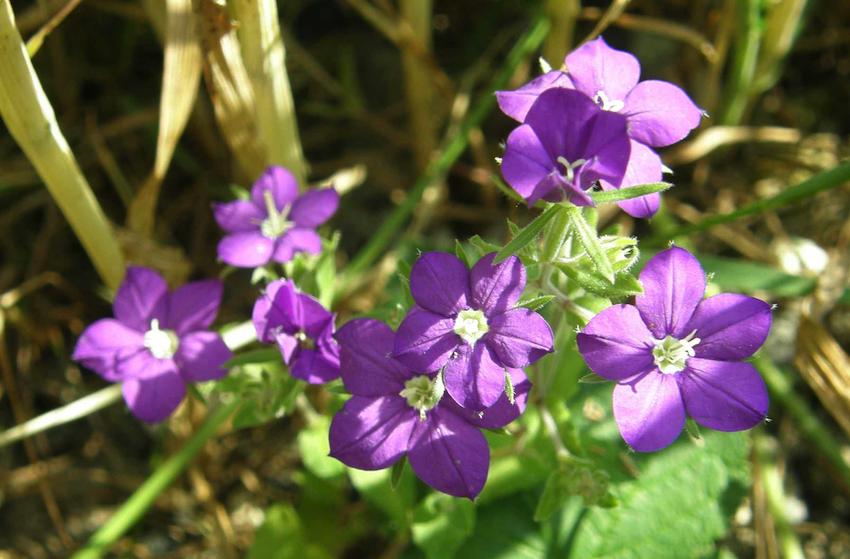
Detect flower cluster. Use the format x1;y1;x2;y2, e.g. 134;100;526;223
73;267;232;423
329;252;552;499
576;247;771;451
497;37;703;217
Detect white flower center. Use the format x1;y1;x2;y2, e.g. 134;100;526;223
453;308;489;345
294;330;315;350
593;90;624;112
556;156;587;184
399;374;445;421
259;190;294;239
652;330;701;374
143;319;179;360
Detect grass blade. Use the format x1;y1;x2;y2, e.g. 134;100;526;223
589;182;672;205
0;0;125;289
494;204;560;263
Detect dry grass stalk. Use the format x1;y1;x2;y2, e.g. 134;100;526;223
0;0;125;289
198;0;266;179
795;314;850;440
232;0;307;183
128;0;203;236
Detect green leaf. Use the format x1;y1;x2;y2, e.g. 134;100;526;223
534;469;574;522
412;493;476;559
468;235;501;256
223;348;281;369
297;416;346;479
565;205;615;282
391;456;406;490
248;503;332;559
588;182;672;205
494;204;560;264
455;239;472;267
348;467;415;528
516;293;556;311
556;263;643;299
315;233;339;307
565;432;750;559
457;494;548;559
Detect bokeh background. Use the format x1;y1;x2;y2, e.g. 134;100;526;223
1;0;849;557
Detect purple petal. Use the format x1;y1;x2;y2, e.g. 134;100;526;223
565;37;641;102
115;348;176;381
212;200;264;233
73;319;145;382
289;188;339;228
470;253;526;314
495;70;574;122
174;331;232;382
447;368;531;429
271;228;322;264
613;371;685;452
329;395;416;470
636;247;706;339
576;110;631;187
524;88;602;163
576;304;656;381
444;342;506;411
486;308;554;368
336;319;413;396
624;80;702;147
250;166;299;209
681;358;768;431
122;366;186;423
289;347;340;384
113;267;168;332
600;140;663;218
253;280;332;343
165;279;223;335
409;252;471;316
688;294;772;361
408;406;489;499
393;307;458;372
217;231;274;268
501;124;556;204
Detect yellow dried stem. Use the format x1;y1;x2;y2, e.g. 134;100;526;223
400;0;437;171
198;0;266;179
232;0;307;183
0;0;125;289
128;0;203;236
795;315;850;440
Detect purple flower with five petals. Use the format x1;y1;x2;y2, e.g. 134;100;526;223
253;279;340;384
576;247;772;452
214;166;339;268
329;318;530;499
501;88;631;207
73;267;232;423
497;37;703;218
393;252;553;411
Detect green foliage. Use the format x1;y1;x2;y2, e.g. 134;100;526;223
212;360;302;429
248;504;332;559
495;204;560;263
297;416;346;479
412;493;476;559
588;182;673;205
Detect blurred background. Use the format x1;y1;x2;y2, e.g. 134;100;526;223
1;0;849;557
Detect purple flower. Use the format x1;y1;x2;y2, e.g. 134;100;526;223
576;247;772;452
252;279;340;384
73;267;232;423
329;318;530;499
497;37;703;218
214;166;339;268
393;252;553;411
501;88;631;207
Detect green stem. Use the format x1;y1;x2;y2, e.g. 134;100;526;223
754;355;850;489
341;14;550;283
754;433;805;559
71;400;240;559
652;161;850;243
720;0;762;125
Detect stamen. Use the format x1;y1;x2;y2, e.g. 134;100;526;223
556;156;587;183
652;330;701;374
259;190;293;239
143;319;179;360
399;374;445;420
453;309;489;345
593;90;625;112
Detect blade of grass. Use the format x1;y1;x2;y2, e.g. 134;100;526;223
128;0;202;236
232;0;307;182
0;0;125;289
494;204;560;264
70;398;240;559
754;354;850;490
342;14;550;282
652;161;850;243
25;0;82;57
589;182;672;205
719;0;762;125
